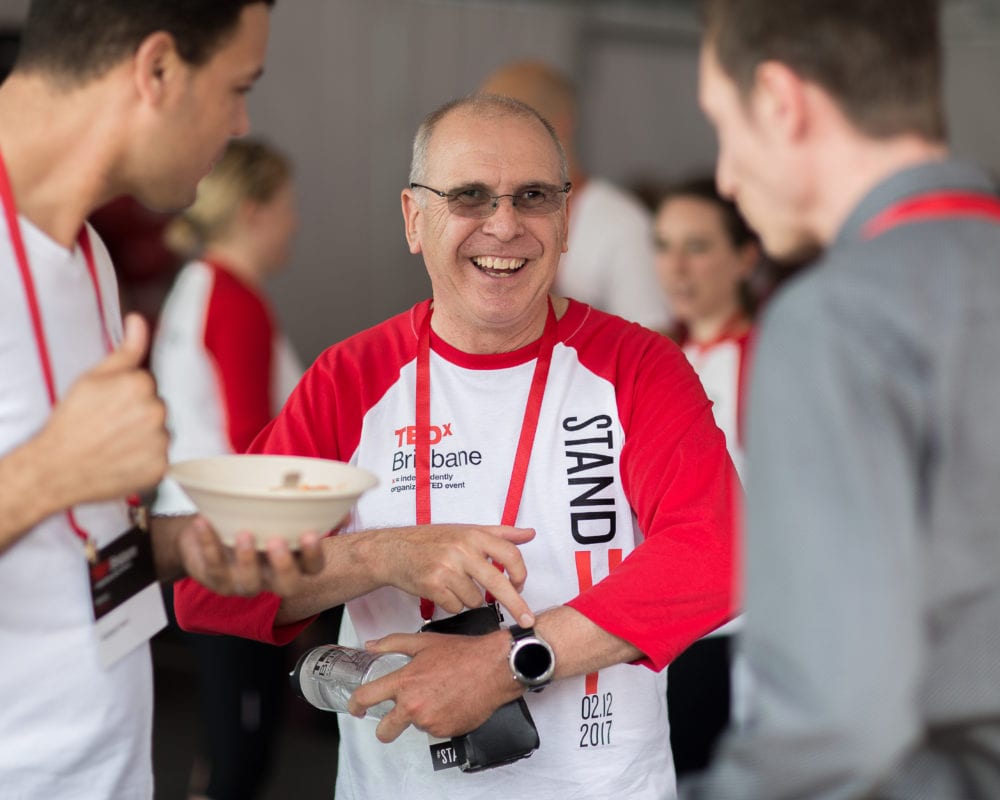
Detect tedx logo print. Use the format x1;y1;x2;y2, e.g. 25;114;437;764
394;423;454;446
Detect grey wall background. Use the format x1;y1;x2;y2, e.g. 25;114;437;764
1;0;998;363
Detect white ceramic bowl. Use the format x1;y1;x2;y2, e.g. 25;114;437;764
169;454;378;549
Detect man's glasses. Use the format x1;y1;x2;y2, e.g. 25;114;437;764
409;182;571;219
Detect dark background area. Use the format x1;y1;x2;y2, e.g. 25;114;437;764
152;603;345;798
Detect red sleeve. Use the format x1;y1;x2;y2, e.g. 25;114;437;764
172;583;313;644
203;267;275;454
566;322;740;670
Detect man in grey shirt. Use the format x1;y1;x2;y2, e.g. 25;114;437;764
684;1;1000;798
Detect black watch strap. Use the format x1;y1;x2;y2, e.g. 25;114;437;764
509;624;534;641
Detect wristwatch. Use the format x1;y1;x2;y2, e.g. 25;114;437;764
507;624;555;692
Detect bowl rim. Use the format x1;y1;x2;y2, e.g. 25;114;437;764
168;454;379;500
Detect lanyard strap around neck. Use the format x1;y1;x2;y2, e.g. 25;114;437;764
863;190;1000;239
415;301;558;619
0;147;111;550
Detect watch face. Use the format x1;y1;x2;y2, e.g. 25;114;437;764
513;640;553;682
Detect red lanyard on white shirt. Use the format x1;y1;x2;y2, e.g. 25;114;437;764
863;190;1000;239
0;147;112;553
415;301;557;620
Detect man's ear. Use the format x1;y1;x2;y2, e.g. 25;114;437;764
401;188;423;255
752;60;809;144
132;31;182;107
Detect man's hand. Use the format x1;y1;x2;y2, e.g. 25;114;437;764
0;314;172;552
368;524;536;627
349;629;521;742
157;515;325;597
38;313;168;507
347;606;644;743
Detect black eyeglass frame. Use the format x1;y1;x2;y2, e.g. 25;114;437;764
408;181;572;217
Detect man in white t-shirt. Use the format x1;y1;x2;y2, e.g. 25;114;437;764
480;60;670;331
0;2;324;796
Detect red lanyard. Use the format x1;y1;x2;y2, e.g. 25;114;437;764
415;301;558;619
0;147;112;552
863;190;1000;239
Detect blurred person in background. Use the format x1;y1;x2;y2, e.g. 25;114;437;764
653;176;760;775
655;177;758;479
89;195;182;347
152;138;304;800
0;2;323;798
480;59;670;331
684;0;1000;798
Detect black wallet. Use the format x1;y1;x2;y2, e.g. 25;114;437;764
420;605;540;772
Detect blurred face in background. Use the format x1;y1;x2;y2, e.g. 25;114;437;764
654;195;756;338
245;177;298;273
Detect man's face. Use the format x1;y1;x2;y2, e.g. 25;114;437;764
136;3;270;211
402;109;569;339
698;43;817;263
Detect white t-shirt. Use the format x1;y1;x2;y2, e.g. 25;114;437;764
0;216;154;798
557;178;669;330
681;333;750;483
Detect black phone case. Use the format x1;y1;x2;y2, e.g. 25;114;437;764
421;606;540;771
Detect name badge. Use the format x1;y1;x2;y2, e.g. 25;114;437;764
88;524;167;669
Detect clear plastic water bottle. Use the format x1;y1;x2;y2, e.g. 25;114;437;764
290;645;411;719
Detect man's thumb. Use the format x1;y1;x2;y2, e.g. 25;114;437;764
91;313;149;373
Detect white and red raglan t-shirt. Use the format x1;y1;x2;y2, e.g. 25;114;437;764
151;259;302;513
175;299;738;800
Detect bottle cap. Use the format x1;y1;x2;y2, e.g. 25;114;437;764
289;650;310;701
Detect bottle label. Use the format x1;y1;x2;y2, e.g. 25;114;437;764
312;646;378;680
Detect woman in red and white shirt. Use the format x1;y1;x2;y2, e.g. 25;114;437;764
151;138;303;800
152;138;303;509
654;176;762;776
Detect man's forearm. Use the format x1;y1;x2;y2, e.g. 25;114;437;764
0;438;68;553
273;522;536;628
272;530;387;624
533;605;644;680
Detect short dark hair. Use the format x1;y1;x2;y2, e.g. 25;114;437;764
700;0;946;142
15;0;274;83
